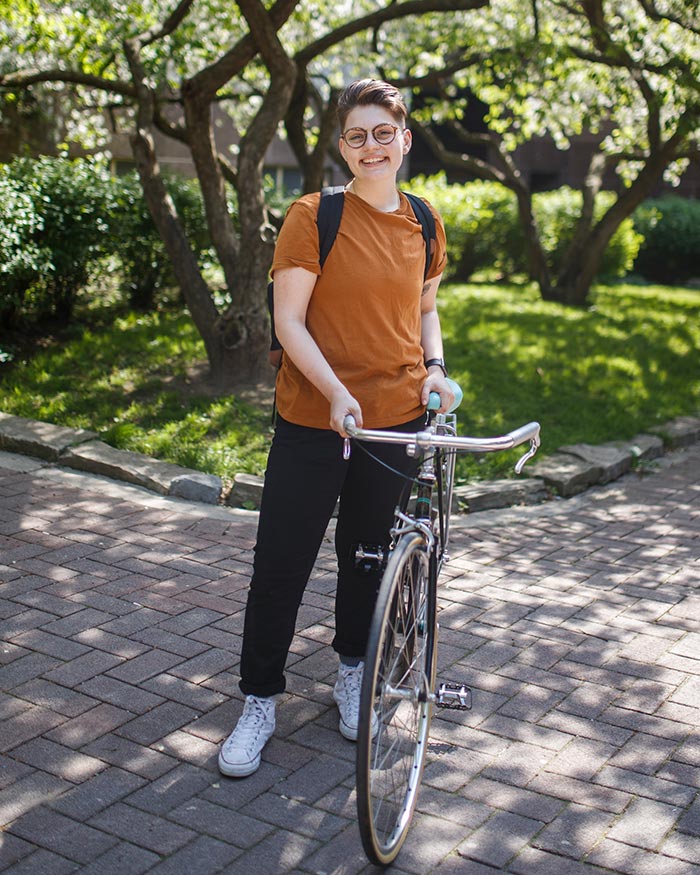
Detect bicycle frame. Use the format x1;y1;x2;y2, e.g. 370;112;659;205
347;411;541;865
343;412;541;560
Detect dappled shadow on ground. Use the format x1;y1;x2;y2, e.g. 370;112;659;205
0;444;699;873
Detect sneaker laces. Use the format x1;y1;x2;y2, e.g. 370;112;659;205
339;663;363;718
223;696;273;752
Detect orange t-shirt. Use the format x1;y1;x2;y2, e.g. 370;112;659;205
271;190;447;429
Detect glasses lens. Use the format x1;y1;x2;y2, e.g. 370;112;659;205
344;129;367;148
374;125;398;144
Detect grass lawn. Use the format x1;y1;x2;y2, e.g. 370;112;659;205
1;280;698;485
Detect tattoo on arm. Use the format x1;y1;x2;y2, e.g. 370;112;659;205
421;282;430;297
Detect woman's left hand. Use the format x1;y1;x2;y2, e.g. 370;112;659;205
421;371;455;413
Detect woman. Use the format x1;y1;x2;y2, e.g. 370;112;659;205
219;78;453;777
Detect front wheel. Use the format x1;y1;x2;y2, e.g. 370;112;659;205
356;532;437;866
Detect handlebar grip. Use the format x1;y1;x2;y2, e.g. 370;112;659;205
343;414;357;435
507;421;541;447
427;378;464;413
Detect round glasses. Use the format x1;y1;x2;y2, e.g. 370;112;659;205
340;123;404;149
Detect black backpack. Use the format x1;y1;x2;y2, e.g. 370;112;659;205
267;186;436;356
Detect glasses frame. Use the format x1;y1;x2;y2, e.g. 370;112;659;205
340;123;404;149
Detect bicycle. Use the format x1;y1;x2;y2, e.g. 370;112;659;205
342;399;540;866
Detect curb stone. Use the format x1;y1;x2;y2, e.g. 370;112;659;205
0;409;698;513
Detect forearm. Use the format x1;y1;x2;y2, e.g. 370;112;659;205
276;319;345;404
420;308;444;362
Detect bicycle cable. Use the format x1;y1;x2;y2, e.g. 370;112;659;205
351;438;458;487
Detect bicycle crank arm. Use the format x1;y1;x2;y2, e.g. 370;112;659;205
435;682;472;711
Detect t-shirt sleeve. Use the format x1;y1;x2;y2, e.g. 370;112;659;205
426;201;448;280
270;195;321;277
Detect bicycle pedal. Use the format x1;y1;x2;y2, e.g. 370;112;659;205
435;682;472;711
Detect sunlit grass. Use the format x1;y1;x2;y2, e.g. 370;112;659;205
1;281;698;484
441;282;700;480
0;307;272;481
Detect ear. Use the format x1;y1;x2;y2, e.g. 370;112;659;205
402;128;413;154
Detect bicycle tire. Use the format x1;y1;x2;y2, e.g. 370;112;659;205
356;531;437;865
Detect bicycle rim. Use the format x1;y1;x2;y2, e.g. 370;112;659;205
357;532;436;866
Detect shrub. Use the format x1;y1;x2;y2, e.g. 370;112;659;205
633;196;700;284
0;156;113;325
0;167;51;326
408;175;642;282
408;174;524;280
533;187;642;280
110;170;212;311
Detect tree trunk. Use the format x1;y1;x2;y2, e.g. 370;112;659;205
548;131;687;307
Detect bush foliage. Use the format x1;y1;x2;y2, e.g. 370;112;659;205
409;174;643;282
0;157;211;328
633;196;700;284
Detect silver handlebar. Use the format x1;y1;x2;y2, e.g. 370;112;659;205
342;416;541;474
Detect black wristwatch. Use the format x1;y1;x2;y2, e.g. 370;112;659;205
424;357;448;377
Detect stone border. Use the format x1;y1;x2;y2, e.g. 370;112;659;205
1;409;698;514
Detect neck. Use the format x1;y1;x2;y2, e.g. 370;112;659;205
346;178;400;212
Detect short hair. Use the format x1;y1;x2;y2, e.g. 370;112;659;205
336;79;409;131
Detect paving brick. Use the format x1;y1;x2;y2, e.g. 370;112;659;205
141;835;241;875
544;737;617;780
168;648;238;683
45;702;136;748
76;674;165;713
0;831;34;869
3;430;700;875
588;838;700;875
0;704;67;753
509;846;618;874
457;810;545;869
124;762;213;815
222;828;322;875
532;802;617;857
608;796;681;850
50;766;147;819
132;626;210;657
73;841;160;875
274;752;356;805
141;672;227;710
72;627;151;658
10;629;90;660
168;796;274;847
594;764;696;806
88;801;196;854
0;848;79;875
11;737;109;782
82;733;178;779
115;701;199;745
459;776;564;824
242;791;348;841
7;805;117;864
105;648;185;683
41;650;124;687
0;652;61;689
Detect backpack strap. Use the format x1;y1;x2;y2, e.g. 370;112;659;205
403;191;437;281
317;185;346;268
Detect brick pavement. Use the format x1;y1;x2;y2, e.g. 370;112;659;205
1;444;699;875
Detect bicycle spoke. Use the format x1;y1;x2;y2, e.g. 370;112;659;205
357;533;436;865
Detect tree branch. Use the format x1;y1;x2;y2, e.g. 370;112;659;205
138;0;197;47
295;0;488;65
0;67;135;98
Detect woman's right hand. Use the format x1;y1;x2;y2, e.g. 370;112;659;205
330;388;362;437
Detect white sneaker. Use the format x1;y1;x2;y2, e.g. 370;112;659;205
218;695;276;777
333;662;378;741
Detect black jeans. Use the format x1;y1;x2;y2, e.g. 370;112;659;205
239;413;424;697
